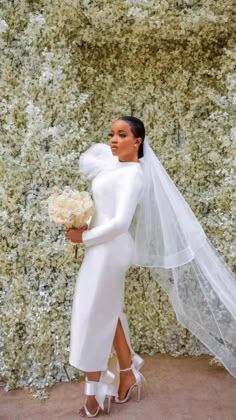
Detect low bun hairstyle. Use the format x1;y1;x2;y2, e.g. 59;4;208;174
118;116;145;158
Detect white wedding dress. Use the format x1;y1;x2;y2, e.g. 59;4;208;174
69;143;144;372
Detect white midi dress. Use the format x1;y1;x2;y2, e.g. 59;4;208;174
69;143;144;373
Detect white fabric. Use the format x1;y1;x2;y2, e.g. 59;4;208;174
131;137;206;268
69;145;144;371
131;137;236;379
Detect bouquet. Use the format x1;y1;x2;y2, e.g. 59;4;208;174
48;186;95;258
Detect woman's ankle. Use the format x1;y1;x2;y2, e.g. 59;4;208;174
118;357;132;371
85;371;101;382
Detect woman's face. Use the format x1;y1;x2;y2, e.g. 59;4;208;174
108;119;142;161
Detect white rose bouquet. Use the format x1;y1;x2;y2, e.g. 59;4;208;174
48;186;95;258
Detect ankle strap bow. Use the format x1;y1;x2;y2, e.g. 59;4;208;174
84;369;117;410
132;354;144;370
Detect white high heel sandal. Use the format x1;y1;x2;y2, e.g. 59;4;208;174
114;354;146;404
79;369;118;418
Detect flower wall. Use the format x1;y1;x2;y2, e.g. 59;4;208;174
0;1;235;397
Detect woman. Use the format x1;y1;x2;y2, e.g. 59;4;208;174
66;116;147;417
66;116;236;417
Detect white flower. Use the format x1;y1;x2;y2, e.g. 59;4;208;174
227;74;236;90
231;95;236;106
29;13;46;26
207;151;221;162
230;127;236;141
127;7;144;17
47;126;61;137
41;51;55;61
78;93;89;104
26;100;38;116
39;69;54;84
0;19;8;33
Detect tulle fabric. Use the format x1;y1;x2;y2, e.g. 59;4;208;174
130;137;206;268
130;137;236;379
150;239;236;378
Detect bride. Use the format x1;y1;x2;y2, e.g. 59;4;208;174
65;116;236;417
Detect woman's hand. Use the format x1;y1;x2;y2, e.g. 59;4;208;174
65;224;88;244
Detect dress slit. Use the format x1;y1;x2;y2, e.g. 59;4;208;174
110;312;135;365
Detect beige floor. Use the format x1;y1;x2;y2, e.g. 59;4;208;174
1;354;236;420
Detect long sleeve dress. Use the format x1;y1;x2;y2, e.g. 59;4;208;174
69;143;144;372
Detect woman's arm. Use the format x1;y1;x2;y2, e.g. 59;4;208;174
82;170;143;247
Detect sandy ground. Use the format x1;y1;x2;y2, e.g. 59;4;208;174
1;353;236;420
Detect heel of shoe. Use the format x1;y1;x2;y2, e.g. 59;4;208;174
106;395;112;414
114;362;146;404
136;382;141;402
105;383;118;413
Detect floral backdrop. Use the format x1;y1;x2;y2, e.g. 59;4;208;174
0;0;235;398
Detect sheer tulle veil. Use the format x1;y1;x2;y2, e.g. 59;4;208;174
129;136;236;379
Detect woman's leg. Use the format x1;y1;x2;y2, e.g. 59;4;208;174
113;319;137;400
113;318;132;368
79;371;101;416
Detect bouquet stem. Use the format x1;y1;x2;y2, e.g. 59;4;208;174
68;243;79;259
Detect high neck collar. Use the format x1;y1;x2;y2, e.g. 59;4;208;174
116;159;140;165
